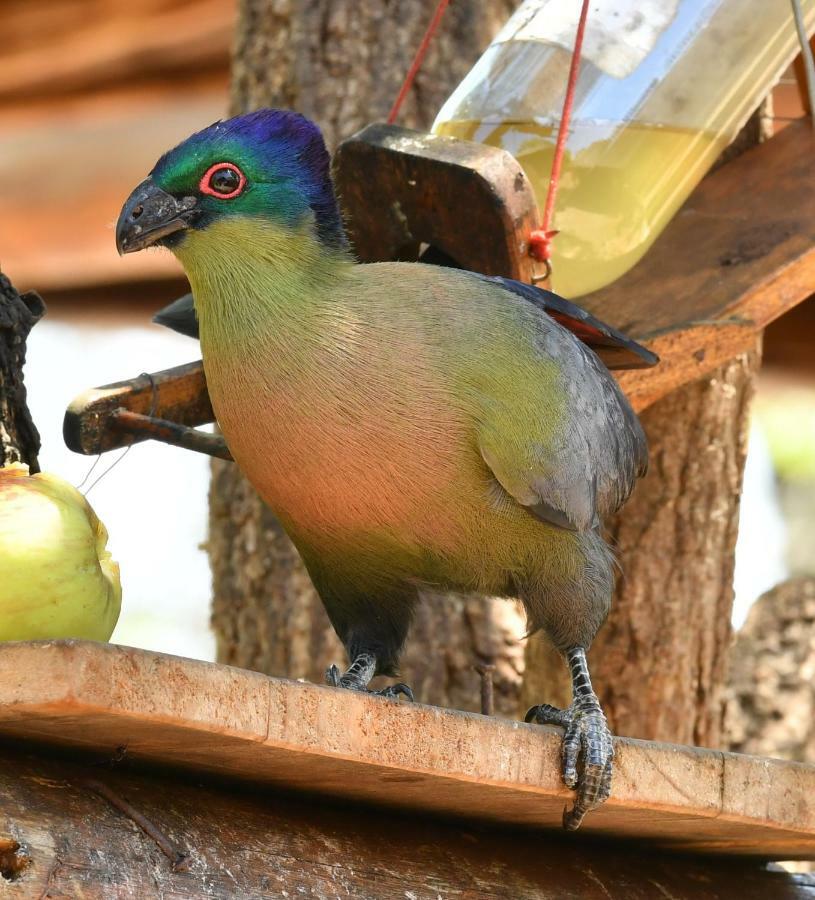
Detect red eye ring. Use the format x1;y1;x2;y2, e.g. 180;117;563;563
199;162;246;199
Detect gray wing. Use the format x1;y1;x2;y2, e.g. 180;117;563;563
478;275;658;370
477;310;648;533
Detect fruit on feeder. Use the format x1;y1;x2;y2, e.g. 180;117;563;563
0;463;121;641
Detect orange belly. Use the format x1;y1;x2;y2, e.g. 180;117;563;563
205;353;470;550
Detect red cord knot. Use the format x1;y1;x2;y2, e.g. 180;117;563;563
529;228;559;263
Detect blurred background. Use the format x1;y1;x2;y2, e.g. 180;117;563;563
2;0;237;658
2;0;814;662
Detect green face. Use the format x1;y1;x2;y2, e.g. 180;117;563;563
116;110;346;255
150;135;312;237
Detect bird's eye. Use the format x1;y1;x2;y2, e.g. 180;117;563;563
199;162;246;199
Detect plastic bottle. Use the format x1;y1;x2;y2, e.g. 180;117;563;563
433;0;815;298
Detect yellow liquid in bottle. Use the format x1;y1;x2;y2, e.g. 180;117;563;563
433;119;727;298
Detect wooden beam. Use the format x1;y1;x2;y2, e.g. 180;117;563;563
0;641;813;861
3;746;814;898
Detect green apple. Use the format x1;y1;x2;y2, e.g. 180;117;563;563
0;463;121;641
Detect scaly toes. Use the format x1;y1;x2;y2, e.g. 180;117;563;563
524;703;573;728
561;717;583;790
562;700;614;831
374;682;415;701
325;667;413;701
325;665;365;692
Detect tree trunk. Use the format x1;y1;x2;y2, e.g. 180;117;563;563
229;0;515;149
211;0;521;711
523;343;761;746
724;576;815;763
0;274;44;472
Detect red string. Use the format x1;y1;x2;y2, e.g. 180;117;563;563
388;0;452;125
529;0;591;264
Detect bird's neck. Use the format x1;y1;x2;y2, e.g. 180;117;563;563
173;216;353;358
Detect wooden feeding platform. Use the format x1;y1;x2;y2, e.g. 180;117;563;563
0;640;814;898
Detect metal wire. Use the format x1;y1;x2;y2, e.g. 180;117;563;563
82;373;157;496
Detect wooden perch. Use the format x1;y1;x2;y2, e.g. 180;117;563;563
0;640;813;862
0;273;45;471
63;119;815;457
63;361;228;458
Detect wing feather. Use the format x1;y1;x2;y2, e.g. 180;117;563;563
474;283;648;532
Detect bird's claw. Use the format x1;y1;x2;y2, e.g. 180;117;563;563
325;663;343;688
526;694;614;831
373;682;414;701
325;664;414;701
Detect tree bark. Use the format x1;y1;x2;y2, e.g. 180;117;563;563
724;577;815;763
0;273;44;472
229;0;515;150
523;343;761;745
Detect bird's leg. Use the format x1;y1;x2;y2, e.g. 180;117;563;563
525;646;613;830
325;651;414;701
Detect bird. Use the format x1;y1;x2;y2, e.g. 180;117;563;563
116;108;657;829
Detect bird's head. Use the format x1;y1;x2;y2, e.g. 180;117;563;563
115;109;346;259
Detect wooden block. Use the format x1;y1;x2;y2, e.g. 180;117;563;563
333;123;547;284
0;641;813;861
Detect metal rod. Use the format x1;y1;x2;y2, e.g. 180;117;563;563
474;664;495;716
111;409;232;460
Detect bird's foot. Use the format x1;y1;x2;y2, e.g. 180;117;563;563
525;692;613;831
325;663;414;701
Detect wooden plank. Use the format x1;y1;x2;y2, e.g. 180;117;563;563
588;119;815;405
1;0;232;101
3;748;814;899
0;641;813;861
2;88;224;292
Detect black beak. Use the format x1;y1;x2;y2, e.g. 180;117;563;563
116;178;198;255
